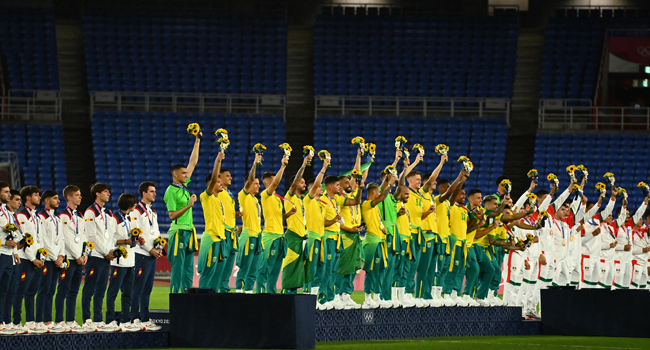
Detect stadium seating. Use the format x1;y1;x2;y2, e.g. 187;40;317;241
533;133;650;212
0;8;59;93
0;124;67;191
83;11;287;95
91;112;285;227
313;15;518;98
314;116;508;192
541;16;650;103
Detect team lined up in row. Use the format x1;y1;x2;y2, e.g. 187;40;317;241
0;181;165;334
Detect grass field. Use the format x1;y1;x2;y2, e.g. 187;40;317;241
132;336;650;350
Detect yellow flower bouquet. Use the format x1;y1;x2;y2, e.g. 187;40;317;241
187;123;200;136
458;156;473;173
318;150;331;168
527;169;539;183
566;165;577;182
638;182;650;196
279;143;292;162
603;172;615;185
383;165;397;176
547;173;559;187
215;128;229;152
303;145;315;166
352;136;366;155
576;165;588;183
253;143;266;166
395;136;407;149
435;144;449;162
500;179;512;194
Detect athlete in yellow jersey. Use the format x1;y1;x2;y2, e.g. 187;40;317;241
433;168;468;304
361;179;396;309
393;188;415;307
304;158;329;310
236;153;263;293
281;155;312;292
459;188;485;306
217;166;243;293
198;152;226;289
257;157;289;294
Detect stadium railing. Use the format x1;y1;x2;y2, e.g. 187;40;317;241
90;91;287;120
0;89;62;121
0;151;21;190
314;95;510;124
538;99;650;130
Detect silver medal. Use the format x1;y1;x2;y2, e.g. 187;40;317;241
55;239;59;245
75;236;80;243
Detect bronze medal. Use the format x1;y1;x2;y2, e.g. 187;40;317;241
570;236;575;242
562;241;566;246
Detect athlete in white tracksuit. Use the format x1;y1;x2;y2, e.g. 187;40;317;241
580;195;616;288
599;206;626;289
632;221;650;289
613;197;648;289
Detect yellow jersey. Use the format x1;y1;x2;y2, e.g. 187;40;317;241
405;188;423;232
261;189;283;234
361;200;385;240
435;195;451;239
217;189;236;230
476;211;503;247
285;191;306;236
200;190;225;240
449;203;468;241
305;194;324;236
395;201;411;238
322;194;345;232
340;189;361;228
419;188;438;233
466;205;478;246
238;189;261;236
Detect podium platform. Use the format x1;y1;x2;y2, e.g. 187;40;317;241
0;330;168;350
542;289;650;337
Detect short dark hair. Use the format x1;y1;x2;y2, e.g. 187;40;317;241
118;193;138;211
504;204;512;210
63;185;81;201
407;170;421;178
205;173;213;186
615;206;625;217
262;172;275;182
366;182;380;192
536;189;549;197
468;189;482;197
338;175;350;181
9;189;20;199
307;178;316;187
496;175;508;187
380;171;387;181
562;200;572;207
484;195;498;203
20;185;41;202
586;200;594;207
41;189;58;201
171;164;186;172
90;183;110;199
138;181;156;198
422;173;431;182
438;179;450;187
0;181;9;191
324;175;339;186
645;210;650;219
219;168;230;175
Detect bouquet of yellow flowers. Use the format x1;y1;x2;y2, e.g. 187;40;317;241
351;136;366;155
526;193;537;208
19;233;34;250
82;241;94;258
527;169;539;183
303;145;315;166
187;123;200;136
113;246;129;262
279;143;292;162
59;256;70;270
395;136;407;149
154;236;168;256
457;156;473;173
571;184;581;194
617;187;627;199
576;165;588;183
3;223;18;241
603;172;615;185
595;182;607;197
253;143;266;166
36;248;49;261
412;143;425;156
318;150;331;168
500;179;512;195
522;232;535;248
435;144;449;162
350;169;362;182
383;165;397;176
637;182;650;196
547;173;559;188
130;227;143;248
367;143;376;161
566;165;577;182
536;211;550;229
215;128;229;153
402;146;410;160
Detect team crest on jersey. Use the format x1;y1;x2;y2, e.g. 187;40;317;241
315;248;319;253
250;243;254;249
271;250;276;256
401;250;405;256
180;243;184;249
375;258;380;264
427;242;431;248
327;254;332;260
454;261;459;266
212;257;217;263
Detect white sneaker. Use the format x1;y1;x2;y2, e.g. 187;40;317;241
477;298;492;307
362;299;379;309
489;295;504;306
427;297;443;307
413;297;426;308
98;321;117;332
341;294;362;309
31;323;49;334
332;295;346;310
131;319;147;331
441;294;457;307
316;302;327;311
49;322;68;333
0;323;7;331
321;301;335;310
454;293;469;307
121;322;140;332
142;321;162;331
0;323;20;335
66;321;80;331
464;295;480;307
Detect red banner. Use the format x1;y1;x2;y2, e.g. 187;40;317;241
609;37;650;65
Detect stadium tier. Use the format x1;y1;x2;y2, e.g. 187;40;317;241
0;8;59;93
533;133;650;210
314;116;507;190
91;112;285;227
541;16;650;102
0;124;67;190
314;15;518;98
83;11;287;94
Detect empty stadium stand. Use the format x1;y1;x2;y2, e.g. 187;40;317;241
83;11;287;95
0;8;59;94
91;112;285;227
0;124;67;191
314;116;508;192
313;15;518;98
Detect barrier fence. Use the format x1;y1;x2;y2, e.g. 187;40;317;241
538;99;650;130
1;90;62;121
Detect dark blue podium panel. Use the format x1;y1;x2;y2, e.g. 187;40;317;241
0;330;168;350
169;293;316;349
542;289;650;338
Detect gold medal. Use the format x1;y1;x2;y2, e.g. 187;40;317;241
549;231;553;236
562;241;566;246
570;236;575;242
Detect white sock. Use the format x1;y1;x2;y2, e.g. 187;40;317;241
398;287;405;301
373;293;381;302
365;293;373;302
245;290;253;294
311;287;320;296
451;290;458;298
391;287;398;301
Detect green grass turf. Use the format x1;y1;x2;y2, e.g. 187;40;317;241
133;336;650;350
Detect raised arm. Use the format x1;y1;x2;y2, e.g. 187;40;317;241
391;149;402;168
423;154;448;192
448;175;467;206
632;194;650;225
550;182;573;211
514;181;537;212
599;195;617;221
512;220;537;230
243;153;262;192
475;222;498;239
345;185;363;207
266;158;288;195
501;210;530;222
372;177;396;207
186;133;202;178
441;169;468;202
395;153;421;199
206;152;224;195
309;159;329;198
289;155;310;196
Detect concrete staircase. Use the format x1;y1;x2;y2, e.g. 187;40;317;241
283;25;316;187
503;27;545;196
55;19;96;206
